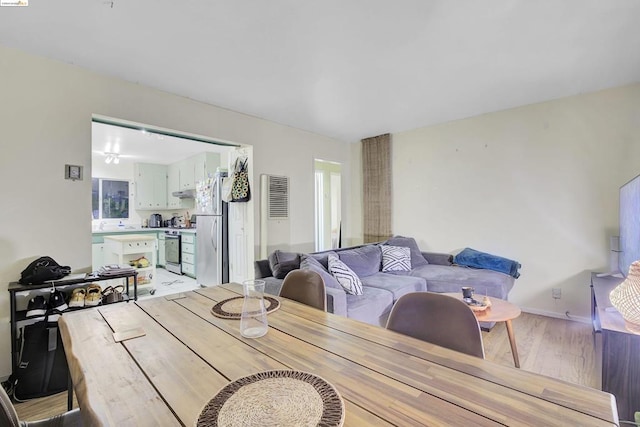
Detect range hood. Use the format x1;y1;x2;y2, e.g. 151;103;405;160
172;189;195;199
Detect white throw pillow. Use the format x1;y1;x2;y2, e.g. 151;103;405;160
381;245;412;272
328;254;363;295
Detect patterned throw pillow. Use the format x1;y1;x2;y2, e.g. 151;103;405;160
381;245;412;272
328;254;363;295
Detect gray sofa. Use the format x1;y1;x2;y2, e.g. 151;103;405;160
255;236;516;327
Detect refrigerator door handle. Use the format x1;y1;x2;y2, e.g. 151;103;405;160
212;176;220;215
212;217;218;252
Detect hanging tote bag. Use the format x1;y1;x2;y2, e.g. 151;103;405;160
230;157;251;203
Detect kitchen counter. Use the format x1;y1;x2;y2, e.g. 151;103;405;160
93;227;196;235
93;228;196;245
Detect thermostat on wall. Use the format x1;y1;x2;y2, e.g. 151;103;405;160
65;164;83;181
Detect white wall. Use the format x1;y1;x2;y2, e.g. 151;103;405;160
0;44;355;379
392;84;640;320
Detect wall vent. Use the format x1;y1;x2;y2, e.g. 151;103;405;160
267;175;289;219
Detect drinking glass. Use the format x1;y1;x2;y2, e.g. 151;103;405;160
240;280;268;338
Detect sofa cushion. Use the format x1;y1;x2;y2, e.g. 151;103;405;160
337;245;381;277
361;273;426;301
310;251;337;269
385;236;429;268
268;250;300;279
410;264;515;299
299;255;341;290
328;254;363;295
346;286;394;326
380;245;411;272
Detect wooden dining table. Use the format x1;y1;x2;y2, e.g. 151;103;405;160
58;283;619;426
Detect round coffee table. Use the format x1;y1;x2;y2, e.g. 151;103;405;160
443;293;522;368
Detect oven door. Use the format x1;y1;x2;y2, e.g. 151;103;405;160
165;234;182;274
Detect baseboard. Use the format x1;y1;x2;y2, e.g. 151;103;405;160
520;306;590;324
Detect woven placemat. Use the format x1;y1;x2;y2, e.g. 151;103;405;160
211;296;280;319
197;370;344;427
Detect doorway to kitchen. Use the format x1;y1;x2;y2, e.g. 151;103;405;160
90;115;255;295
314;159;342;252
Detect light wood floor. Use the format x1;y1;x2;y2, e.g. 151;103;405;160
13;312;599;421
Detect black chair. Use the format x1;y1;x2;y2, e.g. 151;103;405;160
386;292;485;358
280;270;327;311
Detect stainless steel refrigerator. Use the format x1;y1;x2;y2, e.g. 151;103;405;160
196;171;229;286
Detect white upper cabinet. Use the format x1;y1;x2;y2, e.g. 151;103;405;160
136;152;218;211
194;152;220;185
167;162;181;209
134;163;167;210
179;157;196;190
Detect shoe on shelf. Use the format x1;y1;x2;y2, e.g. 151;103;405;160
49;289;68;313
68;288;86;308
85;284;102;307
26;295;48;318
101;285;125;305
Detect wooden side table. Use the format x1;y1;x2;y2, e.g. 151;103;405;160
443;293;522;368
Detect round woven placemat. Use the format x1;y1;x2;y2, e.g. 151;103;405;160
211;296;280;319
197;370;344;427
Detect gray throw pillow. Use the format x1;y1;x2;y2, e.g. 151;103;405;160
310;251;337;269
337;244;381;277
268;250;300;279
384;236;429;268
300;255;341;290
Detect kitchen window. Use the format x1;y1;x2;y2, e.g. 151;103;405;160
92;178;130;220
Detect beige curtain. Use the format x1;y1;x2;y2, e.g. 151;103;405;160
362;133;392;243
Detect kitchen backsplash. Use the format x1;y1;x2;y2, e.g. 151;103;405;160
92;208;192;231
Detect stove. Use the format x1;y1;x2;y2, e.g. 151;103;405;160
164;230;182;274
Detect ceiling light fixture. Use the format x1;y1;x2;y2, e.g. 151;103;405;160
104;152;120;164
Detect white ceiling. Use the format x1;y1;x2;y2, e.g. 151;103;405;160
2;1;640;142
91;122;232;166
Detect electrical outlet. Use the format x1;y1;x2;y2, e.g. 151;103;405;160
552;288;561;299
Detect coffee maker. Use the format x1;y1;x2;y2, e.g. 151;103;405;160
149;213;162;228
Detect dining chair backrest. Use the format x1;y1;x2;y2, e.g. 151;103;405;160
1;383;84;427
386;292;485;358
280;270;327;311
1;386;21;427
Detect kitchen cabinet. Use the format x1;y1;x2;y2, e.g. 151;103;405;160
194;152;220;185
167;162;195;209
134;163;167;210
92;243;105;269
181;233;196;278
178;157;196;190
158;232;166;267
167;163;180;209
104;234;157;297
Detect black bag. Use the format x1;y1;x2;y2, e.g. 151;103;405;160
13;319;69;401
230;157;251;203
19;256;71;285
